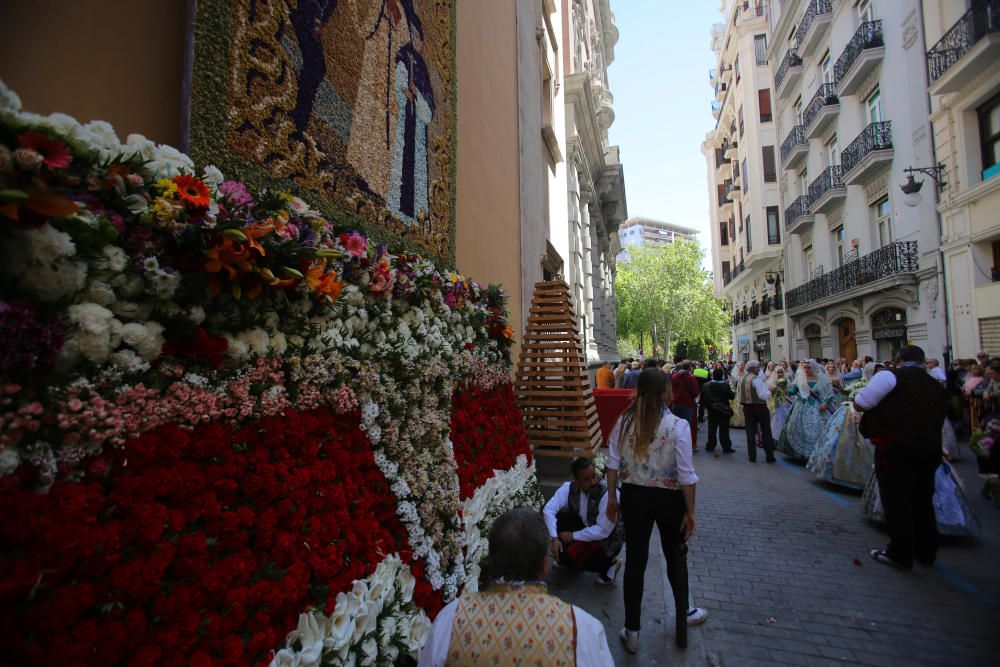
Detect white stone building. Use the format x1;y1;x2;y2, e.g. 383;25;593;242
922;1;1000;359
703;1;789;362
761;0;947;363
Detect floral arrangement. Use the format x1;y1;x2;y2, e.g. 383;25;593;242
844;378;868;401
0;81;537;665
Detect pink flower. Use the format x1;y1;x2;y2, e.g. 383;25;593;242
339;231;368;258
18;131;73;170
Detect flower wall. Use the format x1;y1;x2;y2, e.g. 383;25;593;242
0;82;540;666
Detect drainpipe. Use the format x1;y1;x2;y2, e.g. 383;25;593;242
918;0;954;365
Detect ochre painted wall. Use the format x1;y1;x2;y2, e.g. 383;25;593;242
455;0;523;346
0;0;187;148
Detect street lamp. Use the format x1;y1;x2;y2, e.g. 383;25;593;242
900;164;947;207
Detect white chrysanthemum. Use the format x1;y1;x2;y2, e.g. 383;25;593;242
146;143;194;179
120;321;165;360
44;112;84;141
83;279;116;306
201;165;224;191
80;120;122;160
109;348;151;374
62;303;119;366
224;334;250;361
101;245;128;273
238;327;270;356
0;79;22;112
123;133;156;161
187;305;206;325
0;448;21;476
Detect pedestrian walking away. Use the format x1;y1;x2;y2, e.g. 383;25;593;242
702;368;735;454
854;346;948;570
604;368;705;653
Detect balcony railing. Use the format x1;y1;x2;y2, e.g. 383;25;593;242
834;20;884;83
784;195;810;230
750;301;760;320
724;261;746;286
842;121;892;175
775;48;803;91
802;83;839;130
780;124;807;164
795;0;834;47
808;165;844;205
773;292;784;311
927;0;1000;84
785;241;919;309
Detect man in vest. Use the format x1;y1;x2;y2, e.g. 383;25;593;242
418;509;614;666
738;360;776;462
854;345;947;570
543;457;625;584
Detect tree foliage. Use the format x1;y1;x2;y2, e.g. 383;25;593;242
615;240;729;359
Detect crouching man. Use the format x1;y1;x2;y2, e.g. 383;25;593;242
543;457;625;584
418;509;614;666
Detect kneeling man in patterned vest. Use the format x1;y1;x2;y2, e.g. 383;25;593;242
418;508;613;666
543;457;625;584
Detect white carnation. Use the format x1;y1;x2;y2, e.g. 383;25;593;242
120;321;165;360
146;143;194;179
187;305;206;325
201;165;224;191
123;133;156;161
80;120;122;160
109;349;151;374
101;245;129;273
0;79;22;112
238;327;270;356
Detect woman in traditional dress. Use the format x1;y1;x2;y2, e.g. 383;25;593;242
776;360;838;461
768;367;792;439
861;459;981;537
826;361;845;396
728;360;746;428
763;361;776;383
806;402;873;490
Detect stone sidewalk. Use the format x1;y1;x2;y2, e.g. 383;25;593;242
545;424;999;666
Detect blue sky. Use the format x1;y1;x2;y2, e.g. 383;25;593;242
607;0;720;261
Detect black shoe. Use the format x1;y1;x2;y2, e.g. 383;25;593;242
723;448;734;454
766;457;776;463
706;445;716;452
748;458;757;463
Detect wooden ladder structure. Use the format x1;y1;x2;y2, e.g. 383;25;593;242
515;280;602;458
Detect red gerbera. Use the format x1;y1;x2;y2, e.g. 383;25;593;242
172;175;211;209
18;131;73;170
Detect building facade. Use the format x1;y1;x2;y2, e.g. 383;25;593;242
615;217;697;262
762;0;947;363
922;1;1000;358
704;0;788;362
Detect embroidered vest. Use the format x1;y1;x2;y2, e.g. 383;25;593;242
567;481;626;558
618;408;682;489
446;584;576;666
737;374;760;404
859;367;947;443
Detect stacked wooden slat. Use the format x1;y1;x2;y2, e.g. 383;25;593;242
515;280;602;458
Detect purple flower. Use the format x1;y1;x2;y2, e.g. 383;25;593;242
219;180;253;209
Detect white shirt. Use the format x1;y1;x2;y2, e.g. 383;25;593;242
750;373;772;401
418;596;615;667
854;368;899;410
542;482;615;542
606;411;699;486
929;366;946;383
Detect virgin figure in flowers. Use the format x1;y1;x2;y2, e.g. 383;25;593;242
387;1;434;226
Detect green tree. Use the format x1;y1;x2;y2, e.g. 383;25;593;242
615;240;729;360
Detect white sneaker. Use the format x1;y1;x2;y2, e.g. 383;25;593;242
619;628;639;654
686;607;708;626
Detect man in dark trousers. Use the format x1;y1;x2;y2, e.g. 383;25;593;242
854;345;947;569
702;368;735;454
737;360;775;462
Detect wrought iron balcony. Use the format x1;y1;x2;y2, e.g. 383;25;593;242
928;0;1000;93
795;0;834;56
780;124;808;170
773;292;784;311
807;165;846;213
750;301;760;320
842;121;892;183
724;260;746;287
784;195;812;232
835;21;885;96
802;83;840;138
775;48;803;95
785;241;919;310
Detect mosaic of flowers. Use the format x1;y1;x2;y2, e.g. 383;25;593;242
0;81;538;666
189;0;458;266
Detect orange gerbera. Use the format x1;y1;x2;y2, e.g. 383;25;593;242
173;174;211;208
304;259;345;303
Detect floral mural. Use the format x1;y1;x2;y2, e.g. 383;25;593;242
0;82;539;665
188;0;458;266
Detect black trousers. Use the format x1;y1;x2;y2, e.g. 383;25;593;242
705;411;733;452
875;440;940;568
742;404;774;462
555;511;616;574
620;484;688;639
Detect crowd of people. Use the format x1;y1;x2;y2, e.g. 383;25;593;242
417;350;998;664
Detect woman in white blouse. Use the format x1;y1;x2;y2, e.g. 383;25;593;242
605;368;700;654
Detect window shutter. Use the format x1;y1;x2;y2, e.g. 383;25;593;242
762;146;776;182
758;89;772;122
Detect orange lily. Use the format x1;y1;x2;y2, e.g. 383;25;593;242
304;259;345;303
242;222;273;257
204;237;254;279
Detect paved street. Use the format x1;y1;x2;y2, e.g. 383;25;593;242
546;424;1000;666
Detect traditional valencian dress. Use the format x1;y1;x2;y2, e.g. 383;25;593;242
768;377;792;438
806;402;874;490
861;460;981;537
729;367;746;428
776;364;838;461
